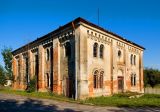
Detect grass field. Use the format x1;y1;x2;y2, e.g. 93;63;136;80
0;87;76;103
82;93;160;107
0;87;160;107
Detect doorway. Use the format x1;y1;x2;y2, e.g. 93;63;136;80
118;76;124;92
65;42;75;99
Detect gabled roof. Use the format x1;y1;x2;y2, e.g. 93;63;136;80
12;17;145;54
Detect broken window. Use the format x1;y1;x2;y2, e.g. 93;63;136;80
65;42;71;58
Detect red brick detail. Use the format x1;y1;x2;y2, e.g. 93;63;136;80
57;80;62;94
126;80;131;91
38;80;43;89
88;74;93;97
12;58;17;89
113;80;118;93
53;43;59;94
104;80;111;87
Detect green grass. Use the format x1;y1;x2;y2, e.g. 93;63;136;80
0;87;160;107
82;94;160;107
0;87;76;103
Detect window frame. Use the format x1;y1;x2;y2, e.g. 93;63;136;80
93;70;99;88
93;43;98;57
99;44;104;59
46;48;50;61
134;55;136;65
118;50;122;58
99;71;104;88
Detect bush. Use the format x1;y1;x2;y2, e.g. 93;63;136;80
0;65;6;86
26;76;36;93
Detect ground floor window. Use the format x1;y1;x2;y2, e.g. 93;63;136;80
93;70;98;88
93;69;104;89
131;74;136;86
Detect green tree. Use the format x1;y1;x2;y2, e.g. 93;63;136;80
1;47;13;80
0;65;6;86
144;68;160;88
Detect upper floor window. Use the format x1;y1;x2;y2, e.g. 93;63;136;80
118;50;122;57
134;55;136;65
130;54;133;65
93;43;98;57
46;49;50;61
99;44;104;58
65;42;71;58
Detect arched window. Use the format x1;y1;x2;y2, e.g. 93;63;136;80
100;44;104;58
130;54;133;65
99;71;104;88
118;50;122;57
134;55;136;65
65;42;71;58
46;49;50;61
93;70;98;88
93;43;98;57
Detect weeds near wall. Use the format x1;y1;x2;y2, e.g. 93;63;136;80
26;76;36;93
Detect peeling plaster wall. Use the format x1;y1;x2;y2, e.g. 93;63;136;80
12;21;144;99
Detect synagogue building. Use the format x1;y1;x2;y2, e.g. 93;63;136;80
12;17;145;99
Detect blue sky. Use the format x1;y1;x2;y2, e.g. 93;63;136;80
0;0;160;69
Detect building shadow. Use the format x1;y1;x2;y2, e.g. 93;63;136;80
0;98;81;112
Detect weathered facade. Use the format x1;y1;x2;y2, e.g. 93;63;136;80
12;17;145;99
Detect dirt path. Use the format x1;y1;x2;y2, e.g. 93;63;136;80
0;93;159;112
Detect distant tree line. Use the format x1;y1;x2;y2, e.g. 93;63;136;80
144;68;160;88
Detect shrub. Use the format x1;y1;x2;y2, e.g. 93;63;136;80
0;65;6;86
26;76;36;93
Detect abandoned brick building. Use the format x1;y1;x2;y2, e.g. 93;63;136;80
12;17;145;99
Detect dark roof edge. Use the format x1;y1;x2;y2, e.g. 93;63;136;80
12;18;78;54
12;17;145;54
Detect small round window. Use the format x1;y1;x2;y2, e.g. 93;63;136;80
118;50;121;57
